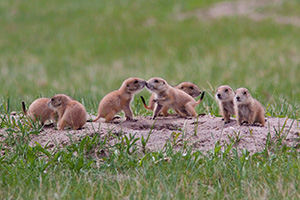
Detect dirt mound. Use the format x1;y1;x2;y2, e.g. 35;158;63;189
28;115;299;154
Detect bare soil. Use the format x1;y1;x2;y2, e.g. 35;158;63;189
177;0;300;27
27;115;300;154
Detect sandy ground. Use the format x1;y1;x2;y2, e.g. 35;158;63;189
21;115;299;154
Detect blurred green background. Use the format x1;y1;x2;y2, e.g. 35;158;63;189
0;0;299;117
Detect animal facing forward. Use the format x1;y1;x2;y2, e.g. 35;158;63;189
48;94;87;130
22;98;57;125
215;85;235;123
145;77;205;119
92;77;146;122
234;88;265;126
141;81;202;116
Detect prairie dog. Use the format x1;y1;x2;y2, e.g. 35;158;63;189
176;82;202;98
141;81;202;116
145;77;204;119
215;85;235;123
48;94;87;130
234;88;265;126
22;98;57;125
92;77;146;122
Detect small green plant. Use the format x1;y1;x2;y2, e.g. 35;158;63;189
140;122;154;153
227;130;245;144
122;133;140;155
171;132;183;146
273;118;295;140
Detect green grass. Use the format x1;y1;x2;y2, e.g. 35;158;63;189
1;115;300;199
0;0;299;118
0;0;300;199
257;0;300;17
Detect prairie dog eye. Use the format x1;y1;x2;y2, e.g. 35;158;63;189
134;80;138;84
51;98;54;102
189;86;194;90
243;91;247;95
225;89;228;92
154;80;159;83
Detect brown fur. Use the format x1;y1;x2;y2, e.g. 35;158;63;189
215;85;235;123
142;82;202;116
22;98;57;125
48;94;87;130
93;77;146;122
145;77;204;119
234;88;265;126
176;82;202;98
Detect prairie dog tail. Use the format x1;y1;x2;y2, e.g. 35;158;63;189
22;101;33;127
195;92;205;105
140;96;152;110
22;102;27;115
87;115;101;123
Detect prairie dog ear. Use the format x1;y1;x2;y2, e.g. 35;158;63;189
162;81;165;84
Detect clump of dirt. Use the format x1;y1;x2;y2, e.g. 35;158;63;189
26;115;300;154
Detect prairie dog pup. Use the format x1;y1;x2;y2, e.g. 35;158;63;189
48;94;87;130
145;77;204;119
93;77;146;122
234;88;265;126
175;82;202;98
141;81;202;116
22;98;56;125
215;85;235;123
